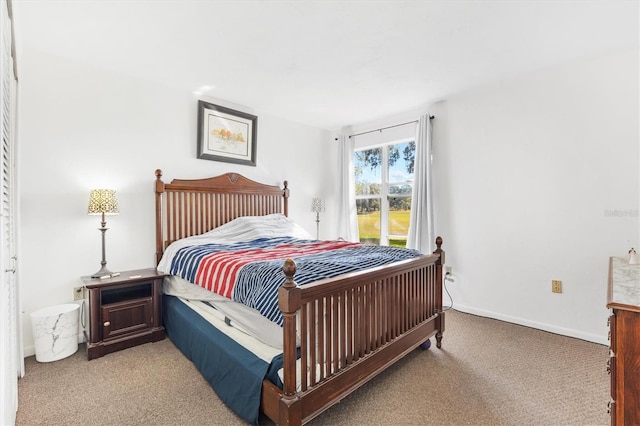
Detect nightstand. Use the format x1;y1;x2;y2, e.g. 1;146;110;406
81;268;166;360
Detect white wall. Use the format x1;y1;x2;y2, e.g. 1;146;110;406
430;48;639;344
17;48;337;355
16;40;637;356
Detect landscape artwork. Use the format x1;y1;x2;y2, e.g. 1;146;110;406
197;100;257;166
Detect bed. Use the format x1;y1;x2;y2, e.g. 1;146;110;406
154;169;445;425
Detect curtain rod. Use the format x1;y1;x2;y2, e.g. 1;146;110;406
347;115;434;139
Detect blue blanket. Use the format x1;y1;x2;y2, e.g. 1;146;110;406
163;295;283;425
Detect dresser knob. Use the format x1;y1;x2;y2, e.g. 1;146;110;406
103;321;111;327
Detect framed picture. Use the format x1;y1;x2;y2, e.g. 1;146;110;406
197;100;257;166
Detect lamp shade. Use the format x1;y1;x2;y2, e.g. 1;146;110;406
311;197;325;213
88;189;119;215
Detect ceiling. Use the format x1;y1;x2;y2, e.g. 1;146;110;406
11;0;640;130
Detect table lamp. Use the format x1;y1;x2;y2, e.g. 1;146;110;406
88;189;119;278
311;197;325;240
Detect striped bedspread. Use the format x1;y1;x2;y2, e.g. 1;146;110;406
168;236;421;325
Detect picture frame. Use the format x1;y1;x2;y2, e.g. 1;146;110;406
197;100;257;166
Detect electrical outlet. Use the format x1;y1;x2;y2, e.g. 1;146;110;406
73;286;85;301
445;266;452;275
551;280;562;294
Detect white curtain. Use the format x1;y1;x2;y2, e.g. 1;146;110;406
407;114;434;253
336;134;359;242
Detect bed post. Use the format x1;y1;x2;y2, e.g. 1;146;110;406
282;180;289;217
278;258;302;425
155;169;165;265
433;236;445;348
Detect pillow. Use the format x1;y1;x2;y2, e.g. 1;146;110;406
202;213;313;241
158;214;312;273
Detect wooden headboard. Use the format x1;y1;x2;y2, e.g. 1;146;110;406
154;169;289;264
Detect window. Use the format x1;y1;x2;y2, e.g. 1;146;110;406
354;140;415;247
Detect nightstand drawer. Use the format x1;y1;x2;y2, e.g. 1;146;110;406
101;297;152;340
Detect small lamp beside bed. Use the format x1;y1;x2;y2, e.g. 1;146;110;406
310;197;325;240
87;189;119;278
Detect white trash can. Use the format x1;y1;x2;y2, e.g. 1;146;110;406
30;304;80;362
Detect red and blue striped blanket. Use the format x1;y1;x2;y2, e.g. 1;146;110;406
168;236;421;326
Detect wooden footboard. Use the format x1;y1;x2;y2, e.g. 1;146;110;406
263;238;445;425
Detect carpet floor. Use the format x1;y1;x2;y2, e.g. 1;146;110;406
16;309;610;425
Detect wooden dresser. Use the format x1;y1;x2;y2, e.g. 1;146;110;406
607;256;640;425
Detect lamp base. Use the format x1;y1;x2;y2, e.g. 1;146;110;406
90;265;113;279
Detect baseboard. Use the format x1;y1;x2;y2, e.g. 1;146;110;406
451;304;609;346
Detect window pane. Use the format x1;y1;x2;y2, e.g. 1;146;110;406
389;183;412;195
354;148;382;196
388;196;411;237
356;198;380;245
387;141;415;184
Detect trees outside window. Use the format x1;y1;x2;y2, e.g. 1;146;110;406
354;141;414;247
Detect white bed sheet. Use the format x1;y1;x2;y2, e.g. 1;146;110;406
163;275;287;350
177;297;282;363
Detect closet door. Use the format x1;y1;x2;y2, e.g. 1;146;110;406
0;0;21;424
